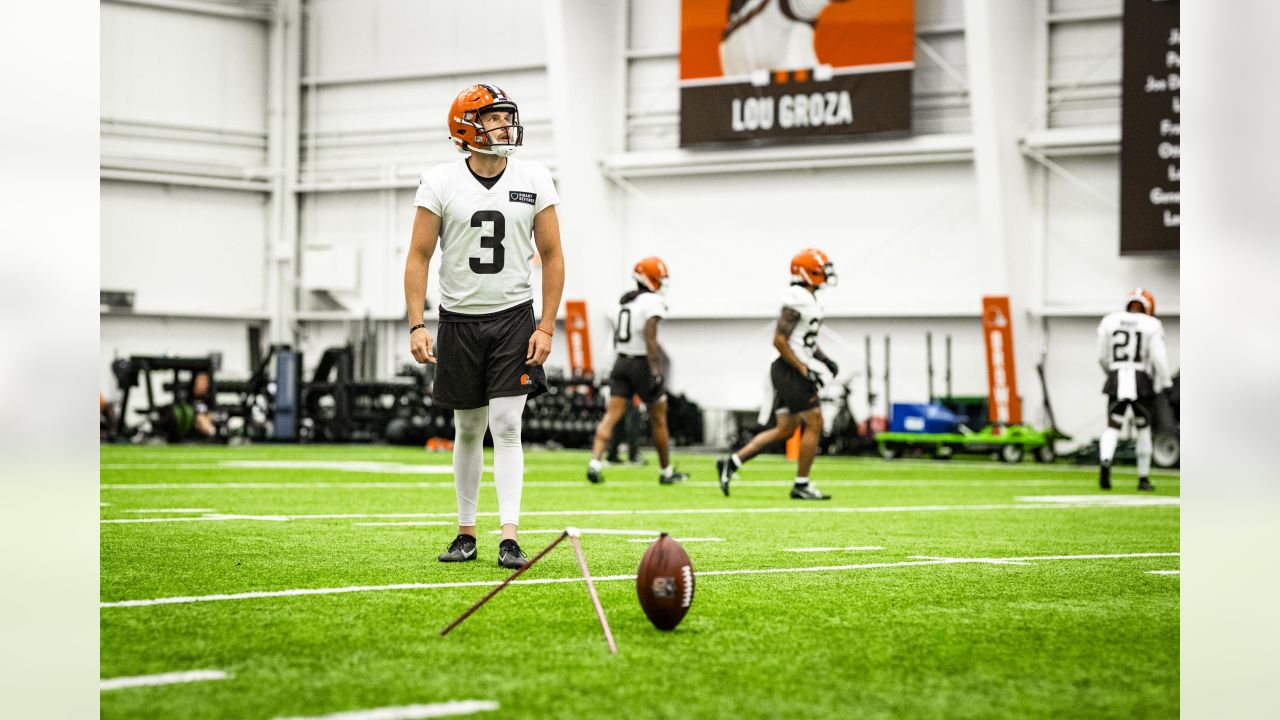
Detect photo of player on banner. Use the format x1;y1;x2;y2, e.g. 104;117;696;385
681;0;914;147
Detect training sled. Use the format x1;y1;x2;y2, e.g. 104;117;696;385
440;527;617;654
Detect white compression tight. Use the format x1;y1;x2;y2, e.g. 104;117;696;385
1134;425;1152;477
451;394;527;528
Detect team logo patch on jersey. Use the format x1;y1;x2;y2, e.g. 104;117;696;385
509;190;536;205
520;373;532;387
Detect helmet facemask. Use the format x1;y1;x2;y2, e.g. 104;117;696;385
458;103;523;157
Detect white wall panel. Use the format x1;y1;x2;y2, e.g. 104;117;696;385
1046;0;1121;128
613;161;988;319
306;0;546;79
101;181;267;314
101;3;268;132
298;189;401;316
1041;156;1179;310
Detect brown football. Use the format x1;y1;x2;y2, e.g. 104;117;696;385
635;533;695;631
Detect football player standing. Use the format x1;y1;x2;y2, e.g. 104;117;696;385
717;249;840;500
1096;288;1172;491
404;84;564;569
587;257;690;486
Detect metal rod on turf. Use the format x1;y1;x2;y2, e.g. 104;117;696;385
439;530;569;636
568;530;617;654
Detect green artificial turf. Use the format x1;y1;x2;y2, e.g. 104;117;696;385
101;445;1179;719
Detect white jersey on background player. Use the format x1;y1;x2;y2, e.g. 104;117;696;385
414;157;559;314
614;291;667;357
720;0;842;75
1096;309;1171;399
1094;288;1171;493
777;283;824;368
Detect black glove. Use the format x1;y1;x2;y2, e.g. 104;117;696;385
806;368;825;390
821;357;839;377
648;373;666;398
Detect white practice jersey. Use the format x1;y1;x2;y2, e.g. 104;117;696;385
778;284;824;368
613;290;666;357
414;157;559;314
1097;311;1171;398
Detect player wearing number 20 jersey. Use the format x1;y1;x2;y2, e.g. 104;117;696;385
587;257;691;487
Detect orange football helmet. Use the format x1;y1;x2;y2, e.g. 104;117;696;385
447;83;523;157
1124;288;1156;315
790;248;837;288
633;256;670;292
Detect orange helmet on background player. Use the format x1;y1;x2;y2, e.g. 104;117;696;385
790;248;837;288
1124;288;1156;315
633;256;670;292
447;83;523;157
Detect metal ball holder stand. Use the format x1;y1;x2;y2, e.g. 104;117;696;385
439;527;617;654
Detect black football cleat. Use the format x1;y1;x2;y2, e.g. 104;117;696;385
1137;477;1156;492
497;539;529;570
716;456;734;496
1099;462;1112;490
790;484;831;500
659;471;688;485
587;465;604;484
438;533;478;563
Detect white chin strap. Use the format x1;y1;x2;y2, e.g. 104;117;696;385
471;144;516;158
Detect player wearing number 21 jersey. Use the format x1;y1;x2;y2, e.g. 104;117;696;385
1094;288;1171;492
404;83;565;571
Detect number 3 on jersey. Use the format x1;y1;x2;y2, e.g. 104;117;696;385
469;210;505;274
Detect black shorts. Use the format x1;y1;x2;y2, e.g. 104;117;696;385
1103;370;1155;425
609;354;665;405
433;301;547;410
770;358;819;415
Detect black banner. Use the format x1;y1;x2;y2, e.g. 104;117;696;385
1120;0;1179;256
680;69;912;148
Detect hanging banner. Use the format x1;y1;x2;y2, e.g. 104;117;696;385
1120;0;1179;256
680;0;914;148
981;296;1021;427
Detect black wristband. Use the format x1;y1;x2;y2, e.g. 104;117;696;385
409;323;426;334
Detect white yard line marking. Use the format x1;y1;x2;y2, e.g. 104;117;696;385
99;482;587;490
1015;495;1180;506
909;555;1030;566
491;528;661;536
354;521;453;527
101;552;1179;609
1148;570;1180;575
100;501;1179;525
101;461;471;475
99;478;1178;490
626;537;722;543
124;508;217;514
785;546;885;552
274;700;499;720
103;514;290;524
100;669;228;691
